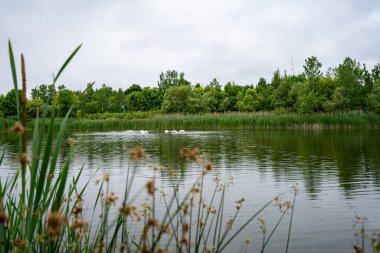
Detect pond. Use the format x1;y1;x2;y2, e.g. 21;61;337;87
1;129;380;252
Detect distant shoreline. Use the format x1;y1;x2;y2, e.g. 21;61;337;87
2;112;380;132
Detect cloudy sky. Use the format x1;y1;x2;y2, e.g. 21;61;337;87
1;0;379;94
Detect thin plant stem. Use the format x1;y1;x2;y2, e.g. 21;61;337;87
285;191;297;253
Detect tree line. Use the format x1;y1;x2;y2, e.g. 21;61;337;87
1;56;380;118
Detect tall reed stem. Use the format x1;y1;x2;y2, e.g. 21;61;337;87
20;54;27;205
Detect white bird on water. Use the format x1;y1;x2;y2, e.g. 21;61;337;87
164;130;170;133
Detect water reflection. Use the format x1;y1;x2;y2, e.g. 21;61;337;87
1;129;379;253
62;129;380;199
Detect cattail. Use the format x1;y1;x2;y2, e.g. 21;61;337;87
21;54;27;174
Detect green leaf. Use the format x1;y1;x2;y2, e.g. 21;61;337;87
53;44;82;85
8;40;20;122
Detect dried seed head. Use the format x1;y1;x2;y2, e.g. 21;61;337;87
145;180;156;195
13;239;28;249
226;219;233;229
67;138;76;147
182;204;190;216
70;219;88;230
0;212;7;223
103;174;109;182
204;161;213;171
182;222;190;233
128;146;147;161
180;237;190;246
155;248;167;253
20;153;30;167
191;187;200;194
107;192;118;205
235;198;245;210
72;205;83;216
353;244;362;253
9;122;25;134
47;211;65;235
181;148;199;162
147;218;159;228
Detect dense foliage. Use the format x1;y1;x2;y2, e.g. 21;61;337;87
1;57;380;118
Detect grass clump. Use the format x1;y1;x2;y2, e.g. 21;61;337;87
54;112;380;132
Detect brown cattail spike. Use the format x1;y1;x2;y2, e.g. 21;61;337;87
21;54;27;173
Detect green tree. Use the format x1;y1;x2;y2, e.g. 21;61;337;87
158;70;191;94
273;78;293;110
271;69;281;89
224;82;243;111
185;92;211;114
125;84;142;95
141;87;163;111
161;85;192;113
0;89;21;117
31;84;56;105
110;88;127;112
303;56;322;91
204;78;225;112
27;98;44;118
237;88;260;111
53;86;78;117
367;81;380;113
94;84;113;113
323;86;349;112
77;82;96;115
219;97;230;112
126;91;147;111
334;57;365;110
372;63;380;82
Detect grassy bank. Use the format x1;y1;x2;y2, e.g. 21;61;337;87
64;112;380;131
2;112;380;132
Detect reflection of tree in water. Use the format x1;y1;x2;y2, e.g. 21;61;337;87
2;129;379;198
62;130;380;196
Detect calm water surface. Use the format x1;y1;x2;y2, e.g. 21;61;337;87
1;129;380;252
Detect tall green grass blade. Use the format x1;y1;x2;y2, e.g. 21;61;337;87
8;40;20;122
52;150;71;211
53;44;82;85
44;108;72;199
33;110;55;212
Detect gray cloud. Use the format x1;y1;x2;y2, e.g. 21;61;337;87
1;0;379;94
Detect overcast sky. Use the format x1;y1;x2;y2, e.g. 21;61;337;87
1;0;379;95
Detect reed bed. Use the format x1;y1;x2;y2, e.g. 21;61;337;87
56;113;380;132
